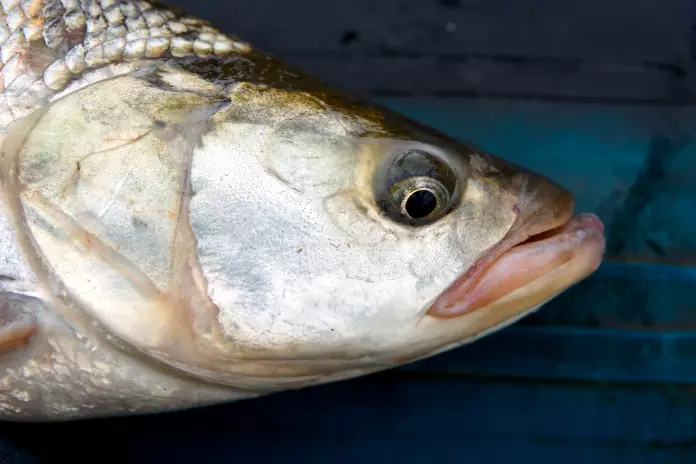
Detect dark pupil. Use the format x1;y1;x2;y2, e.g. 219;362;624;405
405;189;438;219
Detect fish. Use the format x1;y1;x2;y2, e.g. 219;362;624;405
0;0;605;422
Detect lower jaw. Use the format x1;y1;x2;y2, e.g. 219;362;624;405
470;243;604;316
427;213;606;319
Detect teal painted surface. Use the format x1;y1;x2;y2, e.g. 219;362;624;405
378;98;695;215
4;374;695;463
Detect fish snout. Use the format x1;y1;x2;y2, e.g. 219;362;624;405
427;171;605;319
512;173;576;237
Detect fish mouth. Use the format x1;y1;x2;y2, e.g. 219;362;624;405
427;212;606;318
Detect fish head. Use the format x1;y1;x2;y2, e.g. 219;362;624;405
0;4;607;421
3;58;605;406
184;62;606;387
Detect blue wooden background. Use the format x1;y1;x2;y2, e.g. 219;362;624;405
3;1;696;463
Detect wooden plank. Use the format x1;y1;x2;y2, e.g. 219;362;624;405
0;438;35;464
166;0;696;101
405;323;696;384
285;56;696;104
528;261;696;328
167;0;696;63
7;376;695;463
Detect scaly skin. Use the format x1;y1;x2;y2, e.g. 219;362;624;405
0;0;250;128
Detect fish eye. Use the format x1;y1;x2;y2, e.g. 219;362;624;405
373;146;462;226
390;176;450;220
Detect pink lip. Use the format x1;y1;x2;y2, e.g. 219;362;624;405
427;212;606;318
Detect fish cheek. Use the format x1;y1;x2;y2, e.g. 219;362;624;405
260;124;357;198
323;190;399;246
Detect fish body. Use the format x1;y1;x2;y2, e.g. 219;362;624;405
0;0;605;421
